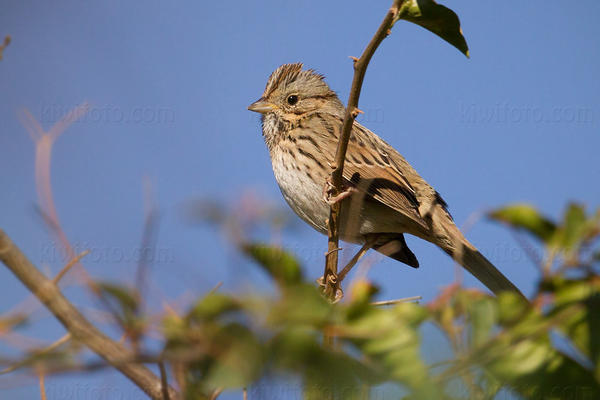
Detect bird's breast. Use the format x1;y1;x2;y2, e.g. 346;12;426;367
270;147;329;235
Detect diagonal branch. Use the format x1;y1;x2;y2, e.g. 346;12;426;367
0;229;178;400
323;0;407;300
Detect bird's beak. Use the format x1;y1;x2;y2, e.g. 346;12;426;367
248;98;274;114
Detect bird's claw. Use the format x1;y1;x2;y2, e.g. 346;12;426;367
322;178;356;205
333;288;343;303
322;179;334;202
317;274;344;303
326;188;356;205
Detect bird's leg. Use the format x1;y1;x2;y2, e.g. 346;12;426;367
322;177;357;205
317;237;377;290
337;237;377;282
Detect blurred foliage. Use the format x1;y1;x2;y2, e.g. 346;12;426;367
242;243;303;286
95;281;145;340
3;200;599;398
157;202;600;399
184;194;301;240
490;203;600;272
3;198;598;399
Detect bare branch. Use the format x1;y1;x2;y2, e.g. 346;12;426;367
158;361;170;400
371;296;422;306
324;0;406;299
0;229;179;400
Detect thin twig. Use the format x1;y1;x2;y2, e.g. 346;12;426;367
0;35;11;61
371;296;422;306
0;229;178;400
53;249;90;284
170;361;187;397
0;250;92;374
22;103;91;269
208;281;223;295
323;0;406;300
0;333;71;375
38;371;47;400
509;230;544;271
1;248;91;339
210;387;223;400
0;352;173;376
158;361;170;400
135;176;159;309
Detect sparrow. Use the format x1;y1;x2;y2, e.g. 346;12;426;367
249;63;523;297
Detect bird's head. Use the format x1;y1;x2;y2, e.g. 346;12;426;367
248;63;343;119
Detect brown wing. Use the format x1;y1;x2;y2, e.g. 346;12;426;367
340;122;427;230
302;113;432;230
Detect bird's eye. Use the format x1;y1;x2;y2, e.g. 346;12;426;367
287;95;298;105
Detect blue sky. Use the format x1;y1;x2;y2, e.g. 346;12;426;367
1;1;599;398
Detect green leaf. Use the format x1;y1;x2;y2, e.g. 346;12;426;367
271;329;383;397
204;324;264;389
552;277;600;367
489;204;557;243
269;284;332;327
187;293;241;322
397;0;469;57
346;280;380;318
469;297;497;347
96;282;140;316
242;243;302;286
552;203;599;260
488;339;555;379
343;305;438;395
497;291;530;325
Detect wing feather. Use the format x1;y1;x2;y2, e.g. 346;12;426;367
341;122;427;229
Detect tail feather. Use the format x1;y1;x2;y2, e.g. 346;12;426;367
445;240;524;298
428;205;526;299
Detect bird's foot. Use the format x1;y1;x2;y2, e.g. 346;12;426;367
322;178;356;205
316;274;343;303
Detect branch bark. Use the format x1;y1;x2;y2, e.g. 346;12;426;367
0;229;178;400
323;0;406;300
